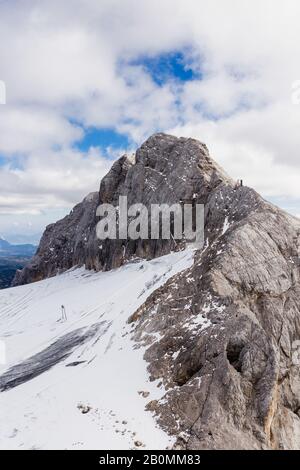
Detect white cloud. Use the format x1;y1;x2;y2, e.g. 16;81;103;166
0;147;111;214
168;101;300;199
0;106;82;155
0;0;300;236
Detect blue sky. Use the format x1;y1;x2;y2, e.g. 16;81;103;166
74;52;198;155
131;51;199;86
0;0;300;244
75;128;131;155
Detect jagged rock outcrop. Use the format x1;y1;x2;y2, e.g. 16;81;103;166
12;132;300;450
130;184;300;450
13;133;233;285
13;192;99;285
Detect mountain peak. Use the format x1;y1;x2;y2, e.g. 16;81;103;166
12;133;289;287
6;134;300;450
13;134;237;285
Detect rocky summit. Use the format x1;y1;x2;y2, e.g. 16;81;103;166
13;133;232;285
12;133;300;449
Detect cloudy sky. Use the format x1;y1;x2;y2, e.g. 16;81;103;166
0;0;300;243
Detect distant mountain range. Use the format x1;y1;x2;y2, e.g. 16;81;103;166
0;238;36;289
0;237;36;257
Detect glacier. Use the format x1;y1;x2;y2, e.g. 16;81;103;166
0;249;194;450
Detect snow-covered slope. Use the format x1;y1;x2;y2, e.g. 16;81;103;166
0;250;194;450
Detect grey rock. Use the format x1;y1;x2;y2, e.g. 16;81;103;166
13;192;99;285
14;133;233;285
131;183;300;450
12;132;300;450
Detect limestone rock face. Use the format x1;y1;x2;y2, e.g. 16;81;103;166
14;133;233;284
130;187;300;450
12;133;300;450
12;192;99;285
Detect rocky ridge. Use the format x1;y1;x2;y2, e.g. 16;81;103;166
12;133;300;449
13;133;232;285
